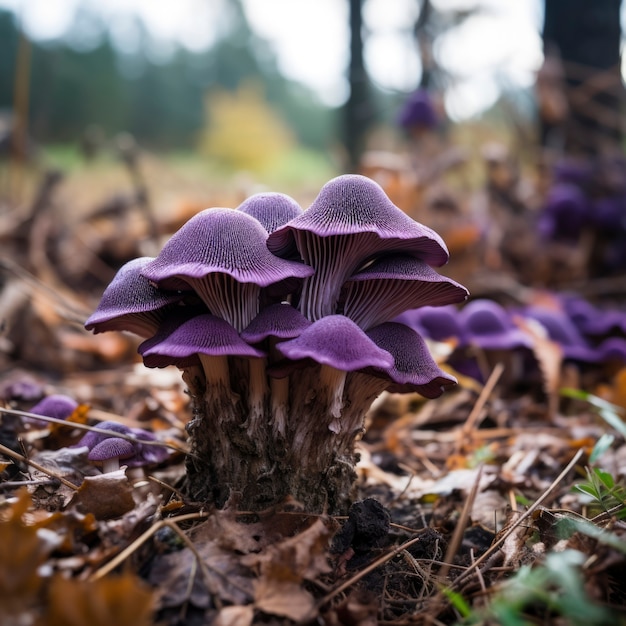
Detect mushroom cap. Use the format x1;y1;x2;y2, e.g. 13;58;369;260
241;302;312;344
342;254;468;329
75;420;133;450
276;315;394;372
394;305;466;345
598;337;626;363
29;394;78;421
267;175;449;267
139;313;264;368
127;427;170;466
461;300;532;351
141;208;314;290
396;88;438;130
561;294;626;336
365;322;457;398
87;437;135;463
538;183;588;242
85;257;183;337
134;305;207;367
237;192;303;233
520;306;602;362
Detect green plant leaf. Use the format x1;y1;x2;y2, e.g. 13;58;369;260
589;433;615;464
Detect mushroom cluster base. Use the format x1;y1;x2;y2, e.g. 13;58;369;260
182;366;370;515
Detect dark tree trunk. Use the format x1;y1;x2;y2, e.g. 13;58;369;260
540;0;624;156
344;0;371;171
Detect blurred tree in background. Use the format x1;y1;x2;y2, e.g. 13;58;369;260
540;0;624;157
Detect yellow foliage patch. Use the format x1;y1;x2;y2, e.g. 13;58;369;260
199;81;295;173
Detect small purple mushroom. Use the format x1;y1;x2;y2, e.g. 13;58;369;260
141;208;314;332
460;300;532;351
394;305;466;345
560;294;626;337
85;257;184;338
267;175;449;320
75;420;134;450
28;394;79;428
88;437;135;473
537;183;588;244
237;192;303;233
76;421;169;472
276;315;394;431
520;306;604;363
396;88;438;131
342;254;468;329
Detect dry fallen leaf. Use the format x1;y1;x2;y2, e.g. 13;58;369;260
44;573;156;626
66;469;135;519
0;490;56;619
214;605;255;626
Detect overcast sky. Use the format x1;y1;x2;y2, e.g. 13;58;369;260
0;0;546;118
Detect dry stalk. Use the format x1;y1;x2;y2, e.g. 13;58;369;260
0;441;80;490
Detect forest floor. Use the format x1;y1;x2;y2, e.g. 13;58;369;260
1;144;625;625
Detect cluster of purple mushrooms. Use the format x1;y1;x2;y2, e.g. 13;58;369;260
26;394;169;473
82;174;469;511
398;295;626;384
537;157;626;272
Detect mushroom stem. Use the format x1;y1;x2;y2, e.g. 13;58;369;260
269;376;289;437
318;364;347;432
198;354;231;398
102;458;121;473
245;357;268;436
268;338;289;437
180;364;206;397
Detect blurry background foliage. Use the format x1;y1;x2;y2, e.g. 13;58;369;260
198;81;295;174
0;0;346;178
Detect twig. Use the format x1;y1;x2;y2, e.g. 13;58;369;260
448;447;584;590
462;363;504;437
91;512;208;580
0;407;188;455
439;463;484;581
91;511;254;608
0;442;80;490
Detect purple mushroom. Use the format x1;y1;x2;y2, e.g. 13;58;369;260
560;294;626;337
520;306;600;362
141;208;314;332
76;420;169;472
341;254;468;330
276;315;394;432
27;394;79;428
140;313;266;432
365;322;457;398
237;192;303;233
267;175;449;320
75;420;134;450
85;257;184;338
537;183;588;244
396;88;438;131
88;437;135;473
460;299;532;351
394;304;466;345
